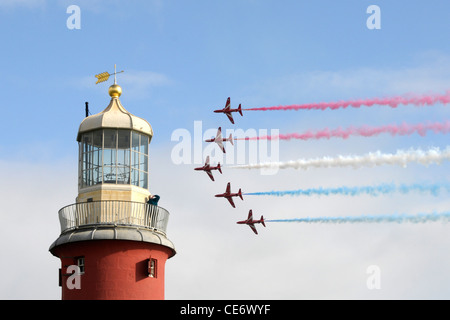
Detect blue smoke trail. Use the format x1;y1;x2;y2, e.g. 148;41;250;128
267;212;450;224
244;182;450;197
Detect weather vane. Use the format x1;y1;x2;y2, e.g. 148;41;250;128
95;64;124;84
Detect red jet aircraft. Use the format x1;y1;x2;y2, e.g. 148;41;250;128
214;97;243;124
214;182;243;208
194;156;222;181
237;210;266;235
205;127;234;153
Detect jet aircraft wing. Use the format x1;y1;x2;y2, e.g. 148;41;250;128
248;224;258;234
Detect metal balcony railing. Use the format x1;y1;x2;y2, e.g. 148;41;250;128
57;200;170;235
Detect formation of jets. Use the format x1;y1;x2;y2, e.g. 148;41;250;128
194;97;266;235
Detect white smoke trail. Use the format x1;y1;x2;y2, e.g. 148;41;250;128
229;147;450;170
267;212;450;224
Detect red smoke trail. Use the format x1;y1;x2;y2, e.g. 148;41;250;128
243;91;450;111
235;121;450;141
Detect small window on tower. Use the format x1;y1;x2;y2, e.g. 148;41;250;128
148;258;157;278
77;257;85;274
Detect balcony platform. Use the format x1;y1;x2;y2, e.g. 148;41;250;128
49;200;175;256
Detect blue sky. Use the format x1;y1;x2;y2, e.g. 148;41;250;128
1;0;450;300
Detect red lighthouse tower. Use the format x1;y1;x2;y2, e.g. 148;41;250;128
49;80;176;300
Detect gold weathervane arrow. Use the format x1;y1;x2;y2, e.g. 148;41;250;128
94;64;124;84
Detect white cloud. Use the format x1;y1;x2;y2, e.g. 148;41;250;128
120;70;172;99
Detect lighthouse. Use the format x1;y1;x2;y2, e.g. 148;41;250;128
49;75;176;300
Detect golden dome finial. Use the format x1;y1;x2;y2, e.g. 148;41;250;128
109;84;122;97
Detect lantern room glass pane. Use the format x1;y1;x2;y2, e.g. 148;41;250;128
131;168;139;186
93;130;102;150
103;149;116;167
93;150;100;167
132;132;140;152
82;132;92;153
103;166;115;183
117;149;129;166
93;167;101;185
139;172;148;189
117;165;129;184
104;129;116;149
118;130;130;149
140;135;148;154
